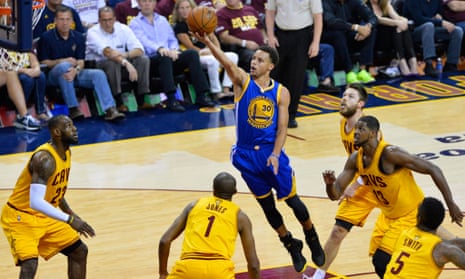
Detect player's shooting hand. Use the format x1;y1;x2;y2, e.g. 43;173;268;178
70;215;96;238
266;154;279;175
447;202;464;227
190;31;209;44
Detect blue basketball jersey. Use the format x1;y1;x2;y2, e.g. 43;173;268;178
235;75;282;148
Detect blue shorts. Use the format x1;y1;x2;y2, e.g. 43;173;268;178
231;144;296;200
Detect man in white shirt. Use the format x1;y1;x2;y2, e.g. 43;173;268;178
86;6;150;111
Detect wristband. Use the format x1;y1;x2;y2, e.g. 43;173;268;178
354;24;359;32
241;40;246;48
67;214;74;224
356;176;364;185
75;65;81;73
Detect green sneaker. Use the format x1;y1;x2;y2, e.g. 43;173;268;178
357;69;375;83
346;71;358;84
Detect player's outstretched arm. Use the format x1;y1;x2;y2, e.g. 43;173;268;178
158;201;195;278
238;210;261;279
384;146;464;226
192;32;247;88
433;240;465;269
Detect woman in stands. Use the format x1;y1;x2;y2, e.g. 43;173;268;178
172;0;238;99
368;0;418;76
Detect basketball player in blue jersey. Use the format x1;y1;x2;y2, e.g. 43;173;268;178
193;32;325;272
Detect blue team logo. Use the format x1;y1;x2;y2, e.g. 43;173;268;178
247;96;274;128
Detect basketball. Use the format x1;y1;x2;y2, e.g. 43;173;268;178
186;6;217;36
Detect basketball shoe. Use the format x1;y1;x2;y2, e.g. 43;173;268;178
281;232;307;272
305;226;325;267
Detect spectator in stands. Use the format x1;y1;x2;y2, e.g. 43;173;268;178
442;0;465;52
443;0;465;29
309;44;340;95
173;0;238;99
37;6;125;121
130;0;215;112
15;51;50;123
87;6;150;112
368;0;418;76
404;0;463;77
62;0;106;29
115;0;142;24
215;0;266;72
243;0;265;25
33;0;86;39
0;71;41;131
321;0;378;84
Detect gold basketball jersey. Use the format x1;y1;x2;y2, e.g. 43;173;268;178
385;227;443;278
7;143;71;216
181;196;239;260
340;118;358;155
356;141;424;218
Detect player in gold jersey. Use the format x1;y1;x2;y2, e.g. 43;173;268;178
1;115;95;279
385;197;465;278
158;172;260;279
323;115;463;278
313;83;380;279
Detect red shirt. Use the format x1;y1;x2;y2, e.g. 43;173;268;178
215;5;265;45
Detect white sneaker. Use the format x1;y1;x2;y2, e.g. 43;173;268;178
312;268;326;279
14;114;41;131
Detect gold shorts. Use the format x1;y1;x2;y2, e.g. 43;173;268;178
369;208;418;255
168;259;235;279
336;185;378;227
1;204;80;265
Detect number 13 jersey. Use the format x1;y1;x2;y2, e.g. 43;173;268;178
356;140;424;219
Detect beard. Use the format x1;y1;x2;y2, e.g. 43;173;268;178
63;136;78;145
339;106;357;118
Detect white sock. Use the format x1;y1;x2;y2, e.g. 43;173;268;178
312;268;326;279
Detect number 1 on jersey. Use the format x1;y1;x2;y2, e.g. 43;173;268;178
204;215;216;237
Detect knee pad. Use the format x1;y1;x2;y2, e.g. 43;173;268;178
285;195;310;223
61;239;86;257
335;218;354;232
257;194;284;230
372;249;391;278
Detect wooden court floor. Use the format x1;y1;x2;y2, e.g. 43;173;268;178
0;97;465;278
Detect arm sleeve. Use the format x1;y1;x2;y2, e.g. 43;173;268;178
30;183;70;222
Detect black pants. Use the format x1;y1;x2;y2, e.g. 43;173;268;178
149;49;209;96
271;26;313;120
321;28;376;72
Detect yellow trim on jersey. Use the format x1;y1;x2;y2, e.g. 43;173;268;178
236;75;251;103
276;83;282;105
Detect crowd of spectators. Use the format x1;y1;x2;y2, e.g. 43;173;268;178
1;0;465;131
